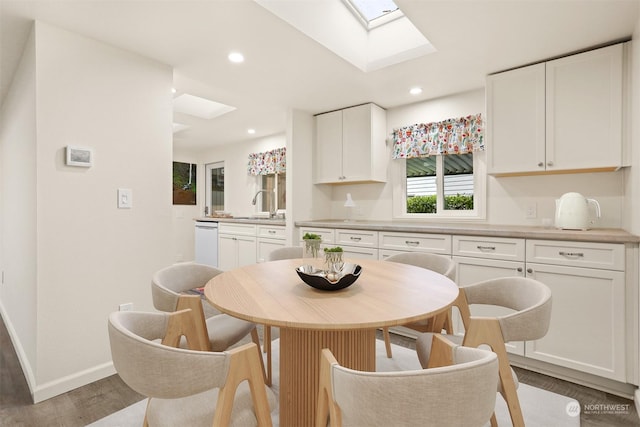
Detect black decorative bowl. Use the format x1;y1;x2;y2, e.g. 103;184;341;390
295;263;362;291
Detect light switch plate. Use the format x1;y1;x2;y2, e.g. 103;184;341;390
118;188;133;209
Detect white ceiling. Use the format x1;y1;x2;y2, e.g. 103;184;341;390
1;0;638;151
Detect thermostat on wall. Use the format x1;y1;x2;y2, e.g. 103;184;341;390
66;145;93;167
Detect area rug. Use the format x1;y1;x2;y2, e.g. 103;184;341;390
88;339;579;426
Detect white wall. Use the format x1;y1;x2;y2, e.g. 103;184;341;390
198;133;286;219
325;88;625;228
0;21;174;402
173;147;201;262
0;27;38;380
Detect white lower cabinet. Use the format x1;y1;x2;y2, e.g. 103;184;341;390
524;260;626;381
218;233;257;270
454;235;628;382
296;226;634;385
257;224;287;263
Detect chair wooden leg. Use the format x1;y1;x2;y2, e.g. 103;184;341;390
490;412;498;427
382;327;392;358
464;318;525;427
251;327;270;386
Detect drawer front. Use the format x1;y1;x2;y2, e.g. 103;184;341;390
219;223;256;236
342;246;379;260
453;235;525;262
299;227;334;244
526;240;625;270
257;225;286;240
335;229;378;248
379;232;451;255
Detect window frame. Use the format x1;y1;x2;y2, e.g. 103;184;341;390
258;172;286;213
392;151;486;220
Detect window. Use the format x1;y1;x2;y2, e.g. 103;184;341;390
259;173;286;213
205;162;225;213
393;152;485;219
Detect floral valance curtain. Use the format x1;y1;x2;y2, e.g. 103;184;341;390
392;113;484;159
247;147;286;175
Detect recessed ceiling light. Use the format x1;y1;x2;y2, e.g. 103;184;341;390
228;52;245;63
409;87;423;95
247;128;256;134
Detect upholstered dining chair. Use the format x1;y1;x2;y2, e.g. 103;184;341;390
262;246;303;385
382;252;457;357
415;276;552;427
108;310;275;427
151;262;267;382
316;334;499;427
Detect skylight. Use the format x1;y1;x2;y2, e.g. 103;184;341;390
173;94;236;120
348;0;398;21
344;0;402;29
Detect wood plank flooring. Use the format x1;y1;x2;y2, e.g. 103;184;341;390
1;317;638;426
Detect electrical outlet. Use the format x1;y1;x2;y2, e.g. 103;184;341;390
525;203;537;219
119;303;133;312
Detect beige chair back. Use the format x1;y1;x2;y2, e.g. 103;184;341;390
108;310;274;427
108;311;230;398
462;276;552;342
385;252;456;281
151;262;221;312
268;246;303;261
317;335;498;427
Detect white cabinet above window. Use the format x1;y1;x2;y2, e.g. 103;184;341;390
314;103;387;184
487;43;625;176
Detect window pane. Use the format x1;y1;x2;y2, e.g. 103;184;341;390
260;175;275;212
210;164;225;211
406;157;436;213
277;173;286;210
443;153;474;210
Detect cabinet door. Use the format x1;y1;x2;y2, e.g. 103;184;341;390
236;235;257;268
486;63;546;175
525;263;626;381
315;110;343;184
218;234;238;271
257;238;286;263
546;44;623;171
453;256;526;355
342;104;372;182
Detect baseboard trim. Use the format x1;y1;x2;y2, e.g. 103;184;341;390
0;301;37;400
0;301;117;403
32;362;116;403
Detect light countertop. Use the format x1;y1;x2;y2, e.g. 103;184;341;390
196;217;286;226
294;219;640;244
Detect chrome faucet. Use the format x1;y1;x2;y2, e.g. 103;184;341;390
251;189;276;217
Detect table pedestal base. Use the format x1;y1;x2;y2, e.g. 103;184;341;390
279;328;376;427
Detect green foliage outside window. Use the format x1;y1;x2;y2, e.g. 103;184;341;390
407;194;474;213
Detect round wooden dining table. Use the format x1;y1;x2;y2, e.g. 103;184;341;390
204;258;459;427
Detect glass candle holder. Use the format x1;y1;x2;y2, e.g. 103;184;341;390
302;238;322;273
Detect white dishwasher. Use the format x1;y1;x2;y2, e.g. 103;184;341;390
195;221;218;267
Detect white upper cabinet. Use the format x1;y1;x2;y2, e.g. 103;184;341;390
487;43;624;175
314;103;387;184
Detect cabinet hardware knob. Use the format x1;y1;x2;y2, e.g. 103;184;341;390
559;251;584;258
517;267;523;272
268;230;276;234
537;162;544;167
405;240;420;246
547;161;554;166
527;268;533;274
350;237;362;241
477;245;496;251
